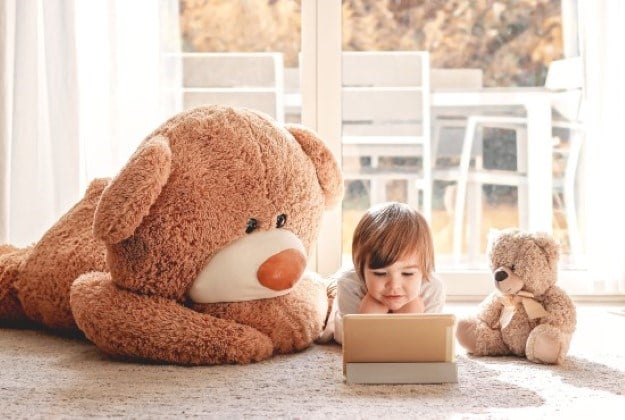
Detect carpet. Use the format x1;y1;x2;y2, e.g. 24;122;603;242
1;304;624;419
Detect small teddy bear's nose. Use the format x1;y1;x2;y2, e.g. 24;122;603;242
494;269;508;282
257;248;306;291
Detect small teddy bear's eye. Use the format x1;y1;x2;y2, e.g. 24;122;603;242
245;218;258;234
276;214;287;228
510;264;516;272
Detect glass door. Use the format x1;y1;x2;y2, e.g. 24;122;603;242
176;0;591;294
177;0;303;124
336;0;585;272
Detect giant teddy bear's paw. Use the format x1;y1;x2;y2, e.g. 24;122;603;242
71;272;275;365
192;275;328;354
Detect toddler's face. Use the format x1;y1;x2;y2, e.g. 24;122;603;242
363;253;423;311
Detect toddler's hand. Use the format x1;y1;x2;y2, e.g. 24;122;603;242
358;293;389;314
394;296;425;314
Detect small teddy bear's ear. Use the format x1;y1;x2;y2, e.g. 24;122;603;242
485;228;503;252
285;124;344;208
93;135;172;244
532;232;560;264
487;228;501;243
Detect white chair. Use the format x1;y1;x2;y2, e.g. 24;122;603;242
283;66;301;123
440;57;584;261
341;51;432;219
430;67;486;172
551;118;584;257
179;52;285;122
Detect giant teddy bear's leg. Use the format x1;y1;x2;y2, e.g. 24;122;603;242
0;246;32;325
192;274;328;354
525;323;571;364
70;272;274;365
457;318;510;356
10;178;109;331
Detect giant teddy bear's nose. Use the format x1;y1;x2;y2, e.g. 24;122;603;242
257;248;306;291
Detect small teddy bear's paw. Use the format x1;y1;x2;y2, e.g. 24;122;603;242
456;318;478;353
527;332;562;364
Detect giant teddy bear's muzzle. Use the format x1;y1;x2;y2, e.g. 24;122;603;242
187;229;307;304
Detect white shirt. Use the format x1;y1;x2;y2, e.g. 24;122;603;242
323;267;446;345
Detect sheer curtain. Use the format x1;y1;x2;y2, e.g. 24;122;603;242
0;0;181;247
579;0;625;293
1;0;79;246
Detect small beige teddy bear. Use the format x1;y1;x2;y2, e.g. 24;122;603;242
456;229;576;364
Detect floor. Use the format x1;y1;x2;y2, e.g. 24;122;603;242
0;302;623;418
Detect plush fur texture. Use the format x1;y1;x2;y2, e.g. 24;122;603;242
0;179;109;330
456;229;576;364
1;106;343;365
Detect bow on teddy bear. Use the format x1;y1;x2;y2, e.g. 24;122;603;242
456;229;576;364
0;106;343;365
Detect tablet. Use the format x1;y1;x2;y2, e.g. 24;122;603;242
342;313;457;384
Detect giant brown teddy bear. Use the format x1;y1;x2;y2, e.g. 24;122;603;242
0;106;343;365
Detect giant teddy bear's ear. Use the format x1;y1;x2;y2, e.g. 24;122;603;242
285;125;343;207
532;232;560;265
93;135;172;244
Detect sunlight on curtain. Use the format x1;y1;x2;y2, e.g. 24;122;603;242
580;0;625;292
74;0;182;191
0;0;181;247
1;0;78;246
0;0;14;242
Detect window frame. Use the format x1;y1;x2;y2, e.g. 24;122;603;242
307;0;616;299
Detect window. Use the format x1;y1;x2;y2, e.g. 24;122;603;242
176;0;625;296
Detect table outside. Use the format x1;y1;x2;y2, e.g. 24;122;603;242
430;87;555;234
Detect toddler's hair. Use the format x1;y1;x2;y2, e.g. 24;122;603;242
352;202;435;282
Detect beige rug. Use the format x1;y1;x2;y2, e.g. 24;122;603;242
1;304;624;419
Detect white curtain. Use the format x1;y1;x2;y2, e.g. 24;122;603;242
579;0;625;292
0;0;181;247
1;0;78;246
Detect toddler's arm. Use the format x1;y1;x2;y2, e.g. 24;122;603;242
394;296;425;314
358;293;389;314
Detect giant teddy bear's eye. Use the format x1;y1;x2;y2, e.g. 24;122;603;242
276;214;287;228
245;218;258;234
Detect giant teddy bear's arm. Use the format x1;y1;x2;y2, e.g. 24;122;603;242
192;273;328;354
539;286;577;334
477;291;505;328
70;272;274;365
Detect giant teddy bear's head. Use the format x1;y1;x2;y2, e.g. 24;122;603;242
93;106;342;303
68;105;343;364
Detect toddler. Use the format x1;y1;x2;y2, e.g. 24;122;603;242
318;202;445;344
